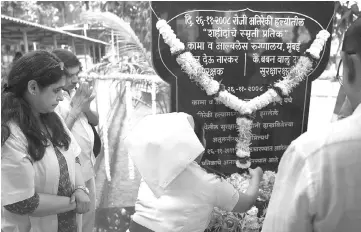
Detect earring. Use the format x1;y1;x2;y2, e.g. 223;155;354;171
32;92;36;95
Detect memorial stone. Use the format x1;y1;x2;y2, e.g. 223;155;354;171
151;1;334;175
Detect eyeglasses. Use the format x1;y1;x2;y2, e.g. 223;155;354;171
64;65;83;78
68;70;81;79
336;59;343;86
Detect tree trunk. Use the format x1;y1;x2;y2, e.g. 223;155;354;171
84;1;89;10
37;8;43;25
61;5;65;25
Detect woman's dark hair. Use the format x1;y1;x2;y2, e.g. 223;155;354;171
52;48;81;69
13;52;23;63
1;50;71;162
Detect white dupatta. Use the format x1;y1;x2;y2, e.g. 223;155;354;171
125;112;205;198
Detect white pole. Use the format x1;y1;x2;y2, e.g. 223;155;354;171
152;81;156;115
126;81;133;119
53;34;57;48
111;30;115;61
125;80;135;180
22;31;29;53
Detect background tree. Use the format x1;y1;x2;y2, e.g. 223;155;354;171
326;0;360;80
1;1;151;51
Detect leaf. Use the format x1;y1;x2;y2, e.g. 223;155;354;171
80;11;150;66
340;9;352;22
80;11;164;86
350;3;359;13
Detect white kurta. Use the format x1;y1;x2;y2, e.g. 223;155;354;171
56;90;95;182
133;162;239;232
55;90;97;232
1;112;81;232
126;112;239;231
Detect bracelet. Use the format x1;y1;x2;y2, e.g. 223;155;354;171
75;157;81;165
74;185;90;196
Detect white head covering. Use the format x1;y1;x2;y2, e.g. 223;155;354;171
124;112;204;197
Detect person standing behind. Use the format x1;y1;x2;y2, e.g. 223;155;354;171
261;18;361;232
2;52;23;89
52;49;98;232
13;51;23;63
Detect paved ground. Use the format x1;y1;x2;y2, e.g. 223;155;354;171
92;79;341;231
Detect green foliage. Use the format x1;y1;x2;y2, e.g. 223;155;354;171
319;1;360;80
1;1;56;25
0;1;85;27
98;1;151;51
1;1;151;51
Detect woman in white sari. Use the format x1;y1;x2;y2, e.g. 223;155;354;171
1;50;90;232
125;112;263;232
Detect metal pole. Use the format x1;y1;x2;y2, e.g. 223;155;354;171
126;81;133;118
53;34;57;48
71;37;76;55
84;42;88;70
92;43;96;64
98;44;102;62
116;35;120;61
152;81;156;115
111;30;115;61
22;31;29;53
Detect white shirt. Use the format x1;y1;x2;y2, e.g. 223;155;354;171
125;112;206;198
56;90;96;182
262;104;361;232
1;112;81;232
132;162;239;232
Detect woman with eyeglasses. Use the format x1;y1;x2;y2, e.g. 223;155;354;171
1;50;90;232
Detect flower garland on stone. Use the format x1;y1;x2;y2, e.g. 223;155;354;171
156;19;330;169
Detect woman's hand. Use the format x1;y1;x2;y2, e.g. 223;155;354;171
70;189;90;214
71;83;88;112
71;82;95;113
249;167;263;181
82;88;96;113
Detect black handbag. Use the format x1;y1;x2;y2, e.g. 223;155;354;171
89;123;102;158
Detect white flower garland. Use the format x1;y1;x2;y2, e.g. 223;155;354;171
235;117;252;169
156;19;330;169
